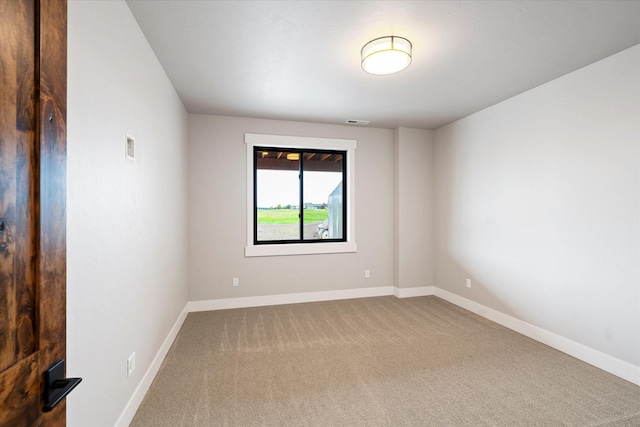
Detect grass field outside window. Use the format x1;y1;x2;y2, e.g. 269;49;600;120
257;208;329;224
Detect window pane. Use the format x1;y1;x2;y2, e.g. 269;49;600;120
302;152;344;240
255;150;300;242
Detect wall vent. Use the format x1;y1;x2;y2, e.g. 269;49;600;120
345;119;369;126
125;134;135;161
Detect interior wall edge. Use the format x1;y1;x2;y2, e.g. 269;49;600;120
114;304;190;427
434;288;640;386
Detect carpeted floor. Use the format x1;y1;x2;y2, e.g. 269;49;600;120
130;296;640;426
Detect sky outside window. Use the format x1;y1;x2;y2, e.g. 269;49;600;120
257;170;342;208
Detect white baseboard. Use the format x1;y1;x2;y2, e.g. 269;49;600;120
187;285;436;311
187;286;394;312
115;305;189;427
394;286;435;298
434;287;640;386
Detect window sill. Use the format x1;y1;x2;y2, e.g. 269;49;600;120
245;242;357;257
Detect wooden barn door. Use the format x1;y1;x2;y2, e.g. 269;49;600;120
0;0;68;425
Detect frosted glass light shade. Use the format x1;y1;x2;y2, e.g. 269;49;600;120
361;36;412;75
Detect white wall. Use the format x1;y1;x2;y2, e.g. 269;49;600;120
67;1;189;426
189;115;393;301
393;127;435;290
434;45;640;368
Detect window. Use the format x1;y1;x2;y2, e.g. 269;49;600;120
245;134;357;257
254;147;346;243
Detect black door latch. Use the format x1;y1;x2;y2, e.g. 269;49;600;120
43;359;82;412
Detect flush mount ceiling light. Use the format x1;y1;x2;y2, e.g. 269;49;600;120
361;35;412;75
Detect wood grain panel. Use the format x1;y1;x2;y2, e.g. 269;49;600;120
0;0;37;375
0;353;40;427
38;0;67;424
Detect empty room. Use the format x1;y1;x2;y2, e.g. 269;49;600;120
2;0;638;426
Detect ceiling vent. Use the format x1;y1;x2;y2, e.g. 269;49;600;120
345;120;369;126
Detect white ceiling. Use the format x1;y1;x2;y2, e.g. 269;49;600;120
126;0;640;130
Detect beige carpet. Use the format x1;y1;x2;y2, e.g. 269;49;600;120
130;296;640;426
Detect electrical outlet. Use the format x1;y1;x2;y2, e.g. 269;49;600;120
232;278;239;287
466;278;471;289
365;269;370;278
127;352;136;378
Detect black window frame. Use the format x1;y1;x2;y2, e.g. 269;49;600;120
253;145;347;245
